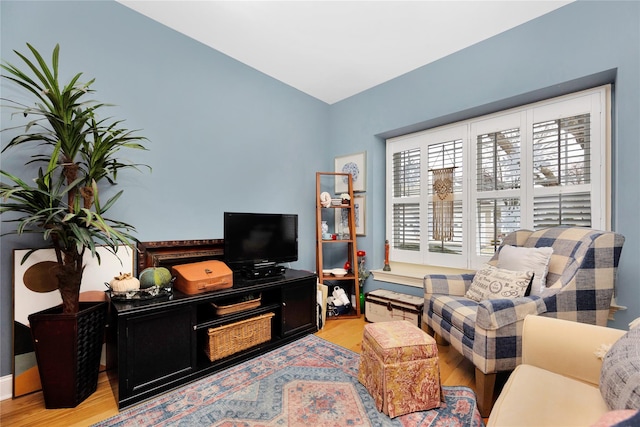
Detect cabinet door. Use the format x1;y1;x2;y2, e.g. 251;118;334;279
281;278;317;337
120;305;195;398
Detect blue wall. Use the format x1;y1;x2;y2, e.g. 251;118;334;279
333;0;640;333
0;0;329;377
1;0;638;378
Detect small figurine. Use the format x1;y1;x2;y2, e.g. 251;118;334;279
383;240;391;271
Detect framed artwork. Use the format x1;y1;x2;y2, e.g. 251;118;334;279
335;151;366;193
334;195;366;237
335;208;349;239
13;246;134;397
354;195;366;236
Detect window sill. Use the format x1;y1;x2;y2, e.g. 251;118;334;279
371;262;474;289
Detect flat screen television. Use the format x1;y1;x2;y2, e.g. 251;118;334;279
223;212;298;270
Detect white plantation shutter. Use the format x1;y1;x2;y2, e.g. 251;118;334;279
427;140;463;255
473;126;522;257
533;193;592;228
532;114;591;187
392;203;420;250
389;147;422;259
387;126;469;268
531;113;594;228
386;86;609;269
392;148;421;198
476;198;521;255
476;128;521;192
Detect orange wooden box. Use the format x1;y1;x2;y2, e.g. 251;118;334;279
171;260;233;295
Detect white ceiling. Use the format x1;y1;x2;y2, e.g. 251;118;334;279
117;1;572;104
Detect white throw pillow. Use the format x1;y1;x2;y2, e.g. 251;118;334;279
497;245;553;297
465;265;534;302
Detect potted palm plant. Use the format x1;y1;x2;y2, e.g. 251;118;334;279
0;44;149;408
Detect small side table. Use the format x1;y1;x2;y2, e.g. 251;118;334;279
358;320;442;418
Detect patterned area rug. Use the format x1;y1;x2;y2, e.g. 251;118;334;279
94;335;484;426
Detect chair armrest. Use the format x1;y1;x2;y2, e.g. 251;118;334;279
475;297;547;330
521;315;626;386
423;274;475;297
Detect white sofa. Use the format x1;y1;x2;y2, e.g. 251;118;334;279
488;315;629;427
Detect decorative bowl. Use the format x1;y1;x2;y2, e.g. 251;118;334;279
331;268;347;277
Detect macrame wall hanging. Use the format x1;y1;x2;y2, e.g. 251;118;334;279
431;167;455;241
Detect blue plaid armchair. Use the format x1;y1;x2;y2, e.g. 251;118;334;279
422;226;625;417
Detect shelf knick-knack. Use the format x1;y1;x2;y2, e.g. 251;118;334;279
321;221;330;240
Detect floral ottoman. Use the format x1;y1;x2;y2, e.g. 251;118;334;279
358;320;442;418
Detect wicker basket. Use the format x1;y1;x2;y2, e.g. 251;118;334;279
211;293;261;316
205;312;274;362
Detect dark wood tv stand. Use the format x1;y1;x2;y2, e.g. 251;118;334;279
106;268;317;409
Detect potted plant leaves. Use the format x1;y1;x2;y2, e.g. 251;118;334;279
0;44;149;408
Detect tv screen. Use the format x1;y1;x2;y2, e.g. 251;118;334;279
224;212;298;270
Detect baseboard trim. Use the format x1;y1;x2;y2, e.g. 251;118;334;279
1;375;13;401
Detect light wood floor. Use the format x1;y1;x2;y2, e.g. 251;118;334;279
0;317;478;426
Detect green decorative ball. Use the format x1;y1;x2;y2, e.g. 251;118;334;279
139;267;172;288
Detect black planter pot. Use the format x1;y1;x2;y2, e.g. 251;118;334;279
28;301;107;408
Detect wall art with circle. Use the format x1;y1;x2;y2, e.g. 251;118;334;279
334;151;366;193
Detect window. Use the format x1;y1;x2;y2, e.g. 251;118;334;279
391;148;420;251
531;113;594;228
386;86;610;269
427;139;463;256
